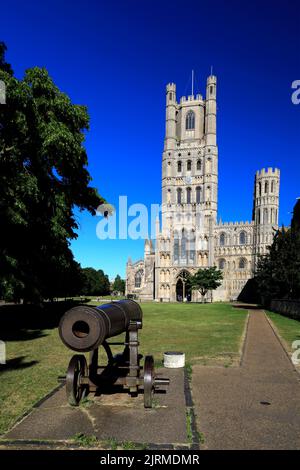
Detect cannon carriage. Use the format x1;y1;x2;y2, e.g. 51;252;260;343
59;299;169;408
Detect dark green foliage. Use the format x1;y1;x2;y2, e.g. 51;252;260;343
292;199;300;231
0;43;104;302
112;274;125;294
190;266;223;300
0;42;13;75
81;268;110;296
255;200;300;305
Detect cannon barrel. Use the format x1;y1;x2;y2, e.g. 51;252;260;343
59;299;143;352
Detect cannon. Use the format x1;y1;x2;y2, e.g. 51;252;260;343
59;299;169;408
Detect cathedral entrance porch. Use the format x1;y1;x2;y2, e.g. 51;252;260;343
176;271;192;302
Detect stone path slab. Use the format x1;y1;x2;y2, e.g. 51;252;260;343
4;368;188;446
192;310;300;450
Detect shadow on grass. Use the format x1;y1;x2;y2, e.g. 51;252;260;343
0;300;88;342
0;356;38;372
232;303;262;310
1;330;48;342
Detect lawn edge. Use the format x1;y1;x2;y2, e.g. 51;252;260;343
0;438;190;450
238;310;250;367
264;311;300;376
0;383;64;438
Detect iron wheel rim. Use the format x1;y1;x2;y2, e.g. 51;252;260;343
66;354;87;406
144;355;154;408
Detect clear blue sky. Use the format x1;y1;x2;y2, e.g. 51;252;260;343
2;0;299;279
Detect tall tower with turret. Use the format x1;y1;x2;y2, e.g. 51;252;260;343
252;167;280;257
156;74;218;298
161;74;218;229
126;73;282;303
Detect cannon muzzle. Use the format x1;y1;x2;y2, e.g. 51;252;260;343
59;299;143;352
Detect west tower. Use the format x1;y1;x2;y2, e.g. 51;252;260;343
161;75;218;233
126;73;281;303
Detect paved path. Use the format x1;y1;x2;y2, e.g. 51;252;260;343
4;369;188;448
192;310;300;450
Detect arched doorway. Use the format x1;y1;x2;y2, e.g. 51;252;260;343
176;271;192;302
176;278;183;302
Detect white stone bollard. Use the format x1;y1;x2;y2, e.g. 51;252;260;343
0;340;6;364
163;351;185;368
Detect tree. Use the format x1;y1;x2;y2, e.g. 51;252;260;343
97;269;111;296
190;267;223;302
0;43;104;302
0;42;13;75
112;274;125;294
255;200;300;304
80;268;110;296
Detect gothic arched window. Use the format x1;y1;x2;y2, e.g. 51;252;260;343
177;161;182;173
197;159;202;171
185;111;195;130
189;230;196;262
134;270;143;288
271;180;274;193
174;232;179;262
181;229;187;260
187;160;192;171
207;185;211;201
265;181;269;194
196;186;201;204
239;258;246;269
220;233;225;246
177;188;182;204
258;182;261;196
167;189;171;204
257;208;261;224
186;187;191;204
239;231;246;245
219;258;226;270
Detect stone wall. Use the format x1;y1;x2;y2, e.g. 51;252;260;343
270;299;300;320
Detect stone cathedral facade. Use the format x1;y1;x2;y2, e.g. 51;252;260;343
126;75;280;302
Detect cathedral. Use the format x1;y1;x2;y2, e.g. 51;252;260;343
126;74;280;302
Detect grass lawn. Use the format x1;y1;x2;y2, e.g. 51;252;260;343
266;310;300;352
0;301;247;436
132;302;247;366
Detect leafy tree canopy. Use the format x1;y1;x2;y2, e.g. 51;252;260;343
255;200;300;304
0;42;104;302
190;266;223;300
81;268;110;296
112;274;125;294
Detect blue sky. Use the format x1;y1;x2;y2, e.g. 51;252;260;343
2;0;299;279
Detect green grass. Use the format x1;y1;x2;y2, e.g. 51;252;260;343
185;363;193;381
0;302;247;436
266;310;300;351
0;327;73;436
121;441;139;450
72;433;99;447
137;303;247;366
104;437;118;450
186;409;193;443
